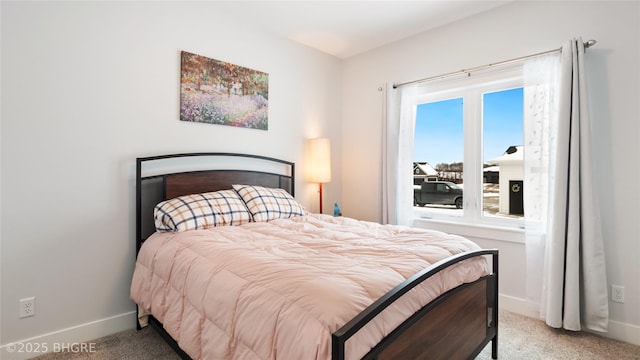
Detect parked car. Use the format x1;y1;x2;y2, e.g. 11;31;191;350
414;181;463;209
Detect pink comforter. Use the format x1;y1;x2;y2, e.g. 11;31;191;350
130;214;488;360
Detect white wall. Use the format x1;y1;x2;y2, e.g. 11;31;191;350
341;0;640;345
0;0;342;352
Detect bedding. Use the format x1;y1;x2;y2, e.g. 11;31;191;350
154;189;252;231
131;214;489;360
232;184;306;222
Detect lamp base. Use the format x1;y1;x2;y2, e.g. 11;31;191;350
318;183;323;214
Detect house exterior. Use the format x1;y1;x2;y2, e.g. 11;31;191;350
483;165;500;184
487;146;523;215
413;162;438;185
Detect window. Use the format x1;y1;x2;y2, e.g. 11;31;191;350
412;68;524;228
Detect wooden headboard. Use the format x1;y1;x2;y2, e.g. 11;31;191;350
135;153;295;253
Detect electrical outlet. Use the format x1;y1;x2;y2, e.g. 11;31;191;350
611;285;625;303
19;297;35;318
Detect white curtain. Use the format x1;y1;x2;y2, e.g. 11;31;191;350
382;83;417;226
524;38;608;332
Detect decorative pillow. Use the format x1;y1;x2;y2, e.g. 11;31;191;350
232;184;306;222
154;189;252;232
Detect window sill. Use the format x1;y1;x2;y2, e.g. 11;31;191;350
412;217;525;244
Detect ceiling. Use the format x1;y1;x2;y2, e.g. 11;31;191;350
216;1;511;59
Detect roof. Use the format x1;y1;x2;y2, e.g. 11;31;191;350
414;162;438;176
487;146;523;165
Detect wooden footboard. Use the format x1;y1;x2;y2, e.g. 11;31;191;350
378;278;494;360
333;249;498;360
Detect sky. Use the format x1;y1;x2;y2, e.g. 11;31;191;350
413;87;523;166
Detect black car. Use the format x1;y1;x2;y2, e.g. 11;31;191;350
413;181;463;209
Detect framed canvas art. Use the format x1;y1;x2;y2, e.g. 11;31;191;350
180;51;269;130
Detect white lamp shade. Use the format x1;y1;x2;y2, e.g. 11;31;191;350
308;138;331;183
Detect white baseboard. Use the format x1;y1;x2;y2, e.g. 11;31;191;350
499;293;538;317
0;311;136;360
499;293;640;347
603;319;640;347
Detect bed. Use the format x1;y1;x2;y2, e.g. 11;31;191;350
131;153;498;360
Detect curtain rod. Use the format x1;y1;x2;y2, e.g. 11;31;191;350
392;39;597;89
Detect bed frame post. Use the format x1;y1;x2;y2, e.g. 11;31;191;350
135;157;142;255
135;158;142;331
332;333;345;360
492;251;499;359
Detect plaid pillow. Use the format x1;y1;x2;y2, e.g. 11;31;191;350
154;189;252;232
233;184;306;222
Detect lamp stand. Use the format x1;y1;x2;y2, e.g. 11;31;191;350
318;182;323;214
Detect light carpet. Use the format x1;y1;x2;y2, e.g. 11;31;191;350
32;310;639;359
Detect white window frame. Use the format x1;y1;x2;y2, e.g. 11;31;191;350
411;66;525;233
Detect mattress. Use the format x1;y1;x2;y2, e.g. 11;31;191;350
130;214;489;360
